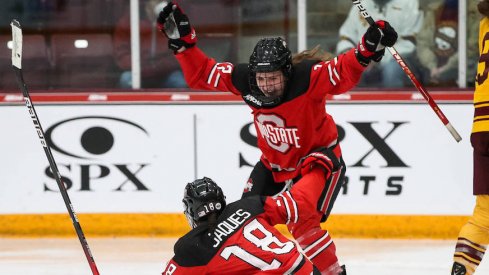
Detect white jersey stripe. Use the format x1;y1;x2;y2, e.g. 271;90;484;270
328;63;337;86
207;64;218;85
309;238;333;260
283;191;298;224
285;253;304;275
278;194;291;225
332;58;340;81
319;174;334;213
319;170;341;214
214;73;221;87
303;231;329;253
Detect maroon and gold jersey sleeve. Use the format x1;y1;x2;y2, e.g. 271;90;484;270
175;47;241;95
162;258;206;275
308;48;365;99
473;17;489;133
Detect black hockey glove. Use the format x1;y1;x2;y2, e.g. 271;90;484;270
299;147;341;177
157;2;197;53
356;20;398;66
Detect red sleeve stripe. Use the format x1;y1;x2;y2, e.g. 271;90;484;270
207;64;218;86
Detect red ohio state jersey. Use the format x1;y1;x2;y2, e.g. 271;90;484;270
162;194;318;275
176;47;364;182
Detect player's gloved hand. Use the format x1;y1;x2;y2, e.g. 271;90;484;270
355;20;398;66
299;147;341;177
157;1;197;53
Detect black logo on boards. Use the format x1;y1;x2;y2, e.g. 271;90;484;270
43;116;150;192
239;121;408;196
45;116;147;159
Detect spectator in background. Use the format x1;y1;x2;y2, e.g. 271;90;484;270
450;1;489;274
416;0;458;87
113;0;186;88
467;0;482;87
417;0;480;87
336;0;422;88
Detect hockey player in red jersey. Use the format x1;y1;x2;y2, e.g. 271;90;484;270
157;2;398;274
163;150;341;275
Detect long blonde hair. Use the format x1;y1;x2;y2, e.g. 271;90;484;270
292;45;334;65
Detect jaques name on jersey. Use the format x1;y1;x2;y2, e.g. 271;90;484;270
212;209;251;247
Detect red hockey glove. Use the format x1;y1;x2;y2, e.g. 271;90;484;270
299;147;341;177
157;2;197;53
356;20;398;66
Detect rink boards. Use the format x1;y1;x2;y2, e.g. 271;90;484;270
0;91;475;238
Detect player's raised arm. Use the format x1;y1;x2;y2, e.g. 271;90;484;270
311;20;398;97
156;1;196;53
156;2;240;94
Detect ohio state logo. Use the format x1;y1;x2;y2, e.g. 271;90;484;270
255;114;300;153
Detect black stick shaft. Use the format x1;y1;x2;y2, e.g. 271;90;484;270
11;19;100;275
14;68;100;275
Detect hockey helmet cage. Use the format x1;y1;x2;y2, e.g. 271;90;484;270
248;37;292;107
182;177;226;228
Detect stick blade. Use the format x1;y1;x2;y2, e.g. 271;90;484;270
445;122;462;142
11;19;23;70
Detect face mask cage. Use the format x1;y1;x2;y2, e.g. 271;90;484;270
248;37;292;107
183;200;198;228
248;71;287;106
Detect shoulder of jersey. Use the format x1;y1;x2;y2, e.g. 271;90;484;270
172;196;266;266
285;59;317;100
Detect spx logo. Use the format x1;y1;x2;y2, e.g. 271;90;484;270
240;121;408;196
43;116;150;192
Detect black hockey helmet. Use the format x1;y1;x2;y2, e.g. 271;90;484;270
248;37;292;107
182;177;226;228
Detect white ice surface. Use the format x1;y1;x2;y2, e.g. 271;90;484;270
0;238;488;274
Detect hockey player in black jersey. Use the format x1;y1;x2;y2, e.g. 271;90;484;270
163;150;347;274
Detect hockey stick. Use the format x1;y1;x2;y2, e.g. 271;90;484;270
10;20;100;275
351;0;462;142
